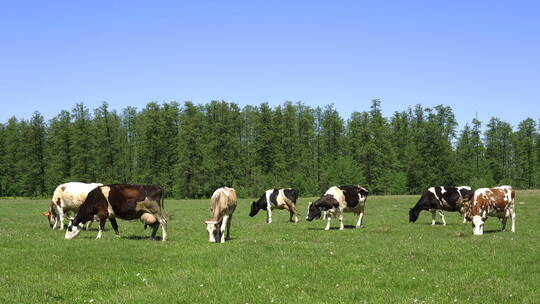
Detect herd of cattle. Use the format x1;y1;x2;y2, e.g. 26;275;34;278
42;182;516;243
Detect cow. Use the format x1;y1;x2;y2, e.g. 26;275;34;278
249;188;299;223
408;186;474;225
306;185;369;230
42;182;103;230
205;187;237;243
65;184;167;241
306;203;327;221
468;185;516;235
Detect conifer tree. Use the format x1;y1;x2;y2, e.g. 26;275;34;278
513;118;537;188
44;110;72;191
70;103;93;181
175;102;207;198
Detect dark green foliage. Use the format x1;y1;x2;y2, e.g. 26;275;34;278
0;100;538;197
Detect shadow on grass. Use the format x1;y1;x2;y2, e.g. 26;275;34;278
122;235;164;241
307;225;358;230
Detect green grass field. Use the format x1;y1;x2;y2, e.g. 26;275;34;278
1;192;539;303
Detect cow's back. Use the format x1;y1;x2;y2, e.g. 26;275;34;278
56;182;103;211
104;184;164;220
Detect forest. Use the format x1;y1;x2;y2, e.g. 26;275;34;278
0;100;538;198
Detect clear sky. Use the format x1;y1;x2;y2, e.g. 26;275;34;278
1;1;538;128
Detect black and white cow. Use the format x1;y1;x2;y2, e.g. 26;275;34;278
249;188;299;223
408;186;474;225
306;185;369;230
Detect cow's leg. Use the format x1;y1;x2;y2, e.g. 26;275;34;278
266;207;272;224
338;211;344;230
109;218;120;238
438;210;446;226
220;215;229;243
56;207;65;230
355;212;364;228
286;202;299;223
225;214;233;241
463;216;467;224
430;210;436;225
324;214;332;231
511;209;516;233
156;215;168;241
150;222;160;239
355;205;365;228
96;215;107;239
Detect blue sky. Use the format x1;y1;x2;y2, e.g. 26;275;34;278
0;1;538;128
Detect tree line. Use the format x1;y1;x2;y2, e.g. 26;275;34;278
0;100;538;198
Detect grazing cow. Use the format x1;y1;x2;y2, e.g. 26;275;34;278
468;186;516;235
65;184;167;241
409;186;474;225
306;203;327;221
205;187;237;243
42;182;103;230
249;188;299;223
306;185;369;230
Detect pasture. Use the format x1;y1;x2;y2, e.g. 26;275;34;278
1;192;539;304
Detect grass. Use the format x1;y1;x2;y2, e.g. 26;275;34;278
1;192;539;304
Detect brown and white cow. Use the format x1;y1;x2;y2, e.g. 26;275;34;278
306;185;369;230
468;185;516;235
42;182;103;230
205;187;237;243
65;184;167;241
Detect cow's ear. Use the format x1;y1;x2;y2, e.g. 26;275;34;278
41;212;50;216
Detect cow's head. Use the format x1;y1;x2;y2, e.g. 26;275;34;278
408;208;421;223
205;221;221;243
65;220;83;240
306;202;322;221
42;202;57;228
471;215;485;235
249;201;260;217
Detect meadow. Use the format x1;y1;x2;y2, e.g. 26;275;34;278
0;192;539;304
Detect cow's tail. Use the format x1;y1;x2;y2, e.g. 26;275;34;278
160;190;171;222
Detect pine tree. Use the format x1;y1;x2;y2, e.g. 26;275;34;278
204;101;243;192
2;118;24;195
70;103;94;182
44;110;72;191
485;118;514;184
23;112;46;195
119;106;138;183
0;123;4;195
175;102;207;198
91;102;122;183
513;118;537;188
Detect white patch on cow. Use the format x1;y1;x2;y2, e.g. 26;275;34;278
440;187;446;194
65;223;83;239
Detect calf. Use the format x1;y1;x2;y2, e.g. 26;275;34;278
42;182;103;230
306;185;369;230
409;186;474;225
468;186;516;235
65;184;167;241
205;187;237;243
249;188;299;223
